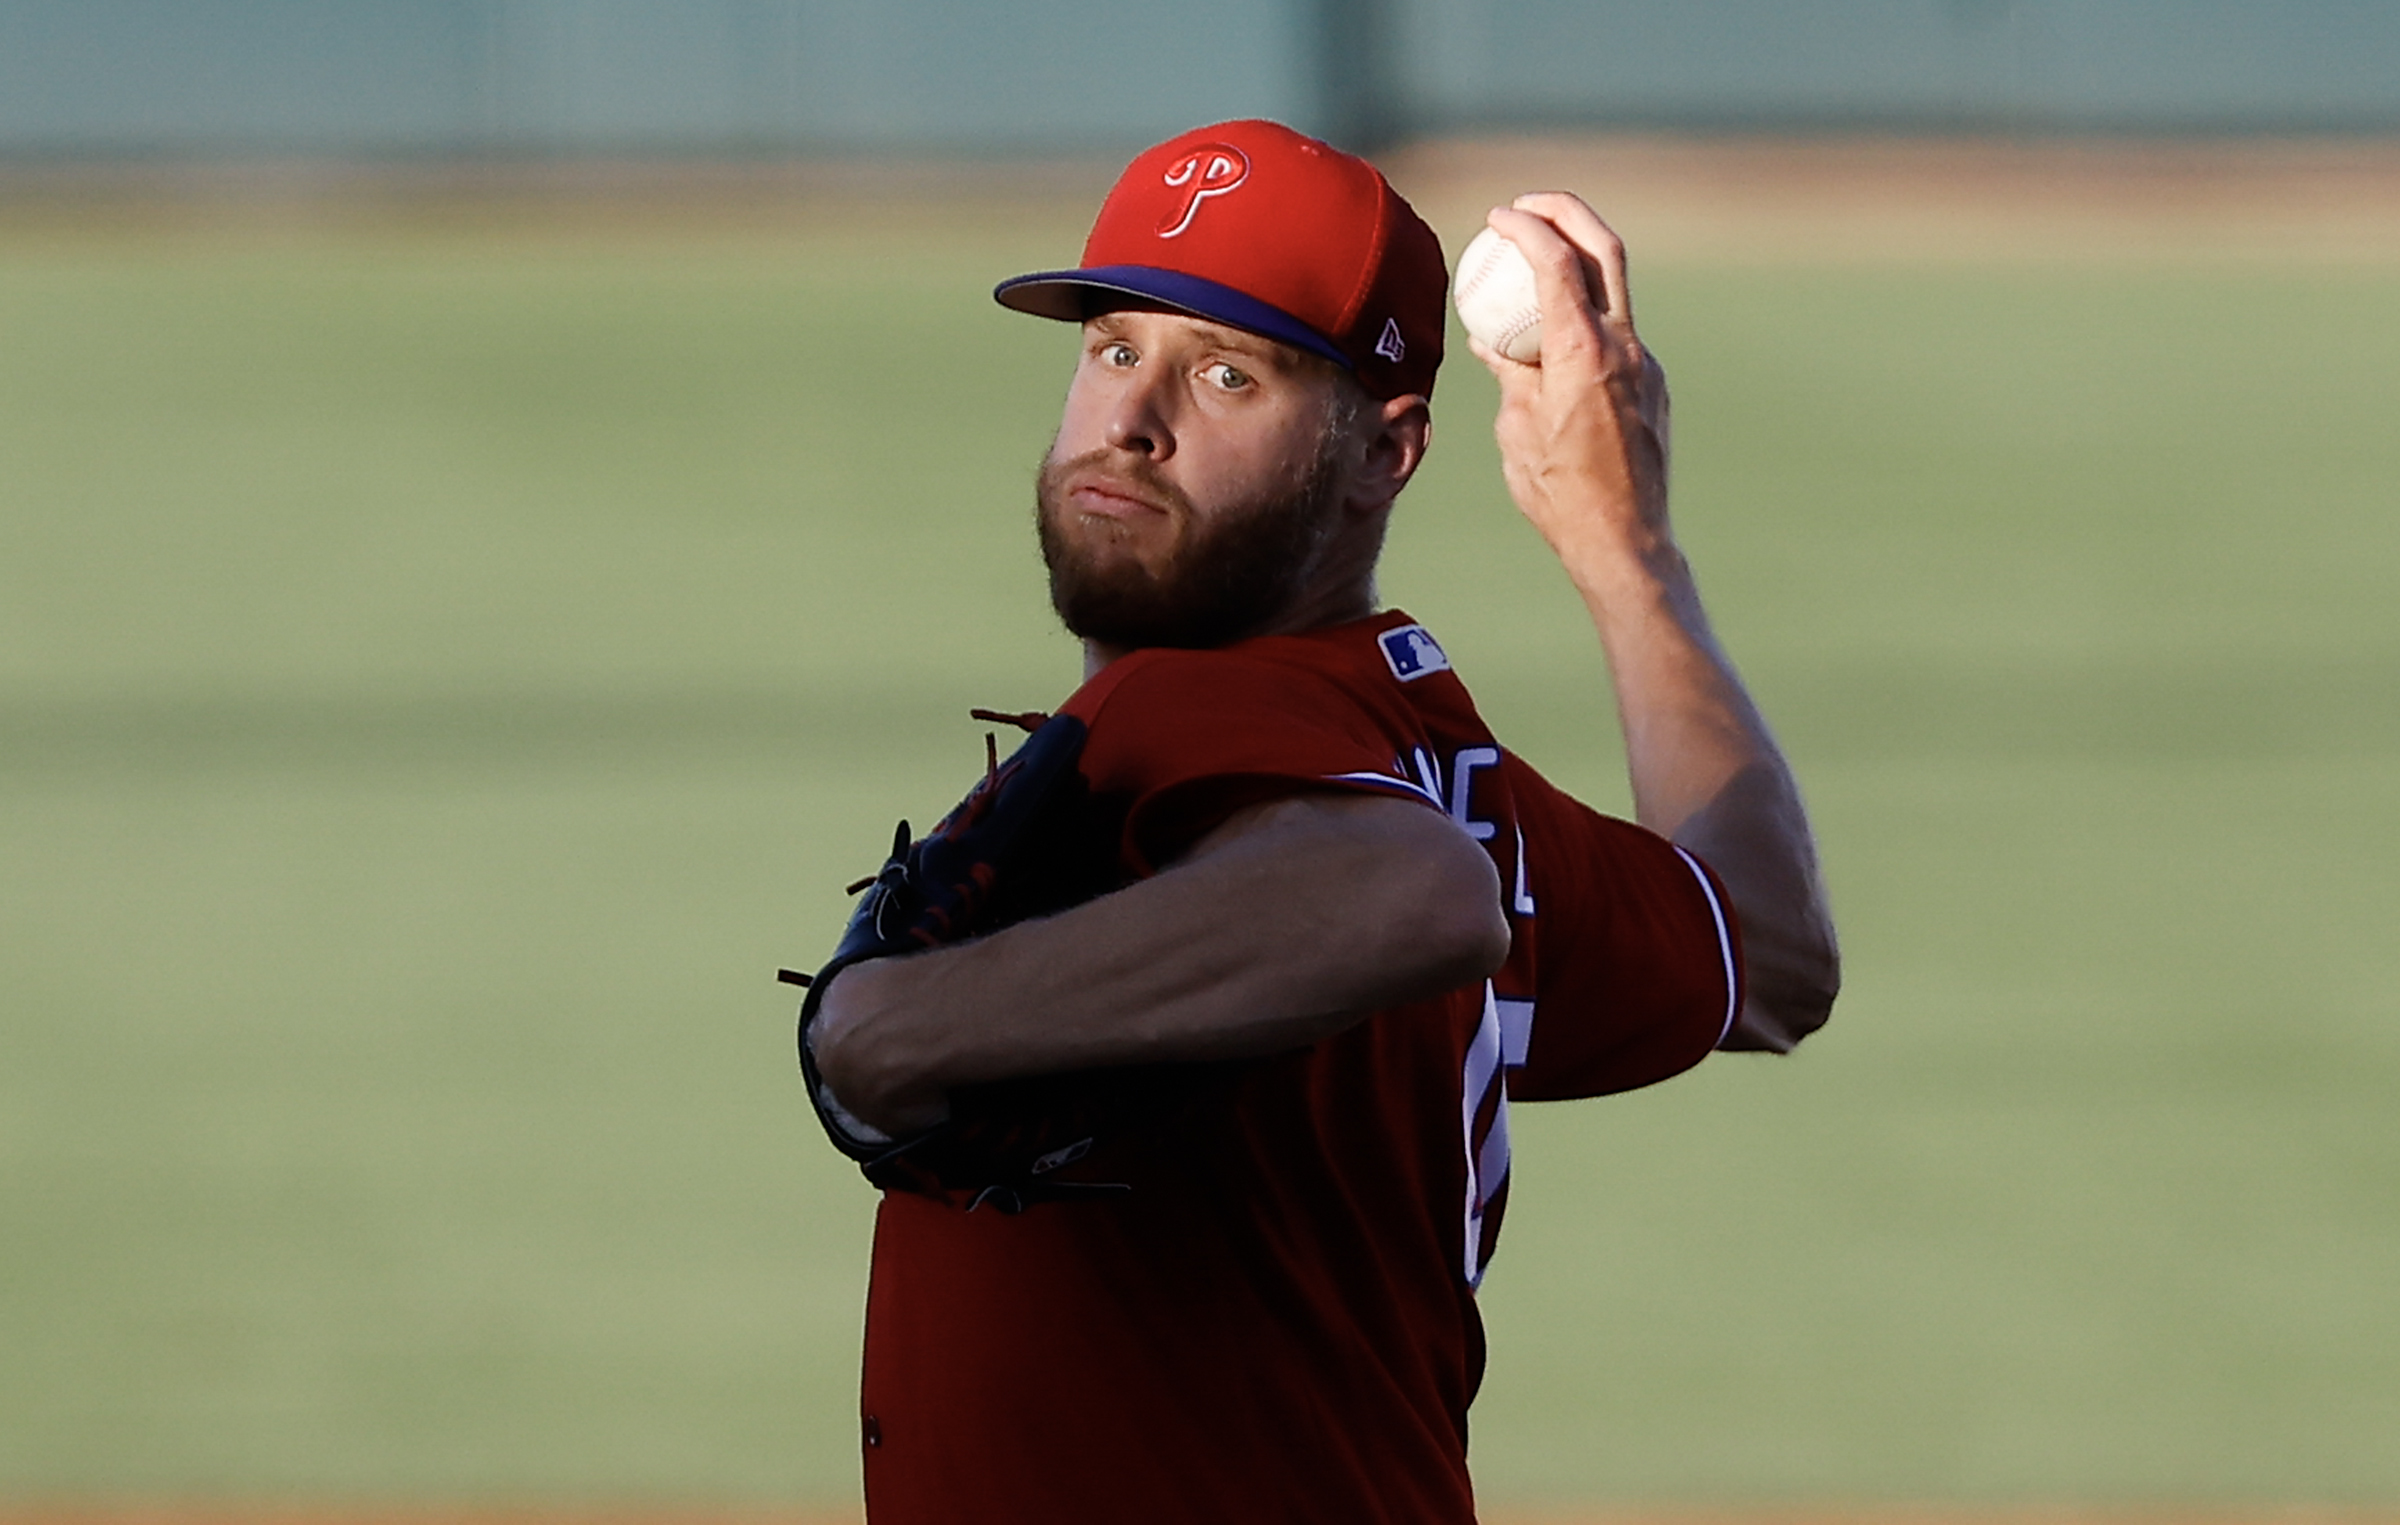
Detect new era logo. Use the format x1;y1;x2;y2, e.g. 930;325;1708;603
1378;623;1450;681
1374;318;1405;363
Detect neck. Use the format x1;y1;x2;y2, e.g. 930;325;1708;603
1079;574;1379;680
1076;512;1388;678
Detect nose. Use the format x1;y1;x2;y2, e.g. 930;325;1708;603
1102;365;1176;461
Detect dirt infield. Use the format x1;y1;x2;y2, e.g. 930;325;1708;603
1388;133;2400;262
5;1509;2397;1525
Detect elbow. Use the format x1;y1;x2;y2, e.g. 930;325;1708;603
1723;936;1840;1054
1427;893;1512;994
1407;824;1513;993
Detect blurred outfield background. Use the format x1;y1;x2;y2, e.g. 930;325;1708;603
3;1;2400;1519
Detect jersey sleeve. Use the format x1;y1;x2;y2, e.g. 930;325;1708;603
1071;649;1435;874
1503;755;1745;1100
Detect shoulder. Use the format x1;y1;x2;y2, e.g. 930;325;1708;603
1065;643;1344;715
1071;648;1397;796
1060;647;1364;759
1052;622;1460;866
1061;613;1452;733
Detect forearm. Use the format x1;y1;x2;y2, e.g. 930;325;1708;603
812;795;1509;1130
1563;533;1840;1051
1560;532;1760;835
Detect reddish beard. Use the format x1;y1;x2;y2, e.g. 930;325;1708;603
1035;446;1344;651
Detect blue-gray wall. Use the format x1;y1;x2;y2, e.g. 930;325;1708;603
1396;0;2400;133
2;0;2395;155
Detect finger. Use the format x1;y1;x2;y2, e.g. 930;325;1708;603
1465;332;1503;370
1512;192;1633;330
1467;331;1540;405
1490;200;1603;313
1511;192;1628;322
1485;205;1605;372
1467;330;1540;374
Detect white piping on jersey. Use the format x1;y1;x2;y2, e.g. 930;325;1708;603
1323;769;1441;806
1671;843;1741;1048
1325;746;1446;809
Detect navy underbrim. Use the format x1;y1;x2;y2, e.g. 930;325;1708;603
994;265;1352;371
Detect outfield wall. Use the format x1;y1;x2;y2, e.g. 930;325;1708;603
3;0;2399;156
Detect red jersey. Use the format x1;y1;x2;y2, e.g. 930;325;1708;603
859;610;1741;1524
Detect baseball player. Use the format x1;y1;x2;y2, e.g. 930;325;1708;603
797;118;1838;1524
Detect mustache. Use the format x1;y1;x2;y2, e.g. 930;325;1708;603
1038;449;1196;520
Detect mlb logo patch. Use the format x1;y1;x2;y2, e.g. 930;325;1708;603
1378;623;1451;682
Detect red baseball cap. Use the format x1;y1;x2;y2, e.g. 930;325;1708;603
995;119;1447;400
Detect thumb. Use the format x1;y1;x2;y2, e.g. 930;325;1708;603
1467;332;1544;412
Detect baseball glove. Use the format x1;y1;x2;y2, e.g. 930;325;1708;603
787;709;1182;1212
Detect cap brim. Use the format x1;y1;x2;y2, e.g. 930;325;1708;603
994;265;1352;371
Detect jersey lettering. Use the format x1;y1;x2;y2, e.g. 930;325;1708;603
1430;740;1529;1290
1448;745;1498;840
1511;822;1536;915
1328;742;1534;931
1459;981;1511;1287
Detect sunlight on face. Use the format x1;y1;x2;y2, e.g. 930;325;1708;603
1035;309;1360;649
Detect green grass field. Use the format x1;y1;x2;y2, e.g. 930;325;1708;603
2;206;2396;1508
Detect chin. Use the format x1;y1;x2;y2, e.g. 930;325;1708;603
1056;510;1174;576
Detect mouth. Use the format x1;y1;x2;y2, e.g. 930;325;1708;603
1064;475;1173;523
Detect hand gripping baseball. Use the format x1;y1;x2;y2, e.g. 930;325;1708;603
1472;194;1673;565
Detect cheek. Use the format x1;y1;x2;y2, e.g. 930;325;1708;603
1213;423;1323;505
1052;367;1123;454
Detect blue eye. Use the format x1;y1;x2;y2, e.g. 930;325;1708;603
1210;364;1251;391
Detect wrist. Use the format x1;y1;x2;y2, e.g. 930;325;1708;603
1512;469;1673;571
1553;520;1694;611
813;958;950;1135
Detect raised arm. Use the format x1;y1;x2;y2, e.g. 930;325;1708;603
1478;194;1838;1052
810;792;1510;1135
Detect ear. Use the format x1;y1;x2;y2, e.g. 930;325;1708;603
1347;393;1432;516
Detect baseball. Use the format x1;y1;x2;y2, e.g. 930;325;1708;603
1452;226;1543;362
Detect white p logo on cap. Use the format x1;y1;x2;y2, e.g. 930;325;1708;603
1157;145;1250;239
